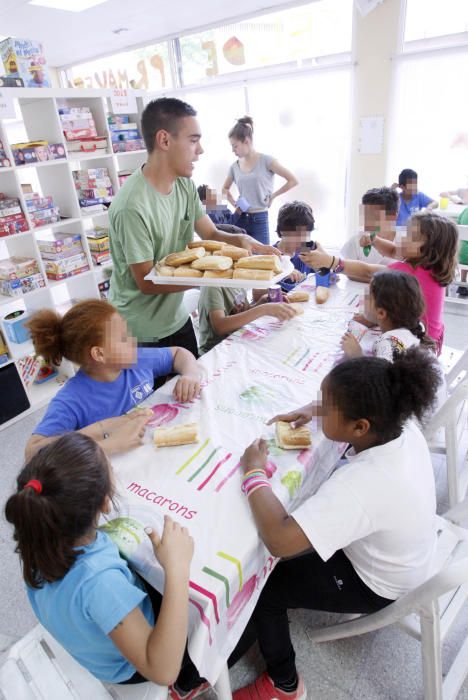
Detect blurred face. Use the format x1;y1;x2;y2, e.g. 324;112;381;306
230;137;251;158
402;178;418;197
101;313;137;368
319;378;350;442
166;116;203;177
399;219;424;259
279;227;311;256
362;204;396;239
205;187;220;208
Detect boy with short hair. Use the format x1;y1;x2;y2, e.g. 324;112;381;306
197;184;241;226
341;187;400;265
393;168;437;226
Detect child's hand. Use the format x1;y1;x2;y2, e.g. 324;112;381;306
341;331;363;358
299;247;333;269
173;374;200;403
359;233;373;248
353;313;376;328
106;412;151;453
261;302;297;321
289;270;305;282
267;407;314;429
240;438;269;474
146;516;194;576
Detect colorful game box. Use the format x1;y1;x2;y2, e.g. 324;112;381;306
0;37;51;88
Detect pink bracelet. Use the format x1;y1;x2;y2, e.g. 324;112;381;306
242;477;271;496
246;483;272;498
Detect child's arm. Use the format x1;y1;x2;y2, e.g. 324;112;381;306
209;302;297;336
25;411;152;461
169;347;201;402
340;331;363;358
299;246;385;283
109;516;193;686
240;439;312;558
359;233;398;259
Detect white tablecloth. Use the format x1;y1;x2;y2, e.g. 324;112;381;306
107;277;364;685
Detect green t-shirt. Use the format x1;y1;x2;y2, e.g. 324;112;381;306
198;286;247;355
108;168;205;342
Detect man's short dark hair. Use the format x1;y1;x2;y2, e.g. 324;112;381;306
276;201;315;235
141;98;197;153
362;187;399;216
197;184;208;202
398;169;418;187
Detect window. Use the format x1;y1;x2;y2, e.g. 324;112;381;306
61;42;172;90
178;0;353;86
404;0;468;43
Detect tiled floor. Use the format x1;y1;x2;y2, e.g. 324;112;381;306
0;306;467;698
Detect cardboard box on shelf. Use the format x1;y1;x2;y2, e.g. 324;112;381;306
44;252;89;281
0;256;39;280
38;232;83;259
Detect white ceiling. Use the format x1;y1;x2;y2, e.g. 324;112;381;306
0;0;307;68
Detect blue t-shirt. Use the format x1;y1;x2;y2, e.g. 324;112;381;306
34;348;173;436
397;192;433;226
206;207;240;226
273;241;313;291
27;531;155;682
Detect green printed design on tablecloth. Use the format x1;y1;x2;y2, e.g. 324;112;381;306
281;470;302;497
239;384;279;405
175;438;210;475
203;566;231;608
188;447;221;482
217;551;243;590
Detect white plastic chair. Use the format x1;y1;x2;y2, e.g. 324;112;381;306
423;374;468;508
0;624;167;699
306;500;468;700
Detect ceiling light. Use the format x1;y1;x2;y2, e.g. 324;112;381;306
29;0;108;11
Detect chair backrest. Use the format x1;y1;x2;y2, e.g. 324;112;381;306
423;380;468;440
457;224;468;243
184;288;201;316
445;348;468;392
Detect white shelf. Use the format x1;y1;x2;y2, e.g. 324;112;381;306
14;158;68;170
0;87;147;431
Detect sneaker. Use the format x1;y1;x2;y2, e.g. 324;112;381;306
233;672;307;700
169;681;211;700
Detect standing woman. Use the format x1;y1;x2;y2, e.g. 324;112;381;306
223;117;298;244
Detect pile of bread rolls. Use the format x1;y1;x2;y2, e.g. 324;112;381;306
154;240;282;281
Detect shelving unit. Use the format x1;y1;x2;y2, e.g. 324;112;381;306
0;88;149;431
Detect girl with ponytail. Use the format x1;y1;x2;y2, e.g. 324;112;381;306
231;348;441;700
222;116;298;245
5;432;195;686
25;299;200;460
341;269;435;360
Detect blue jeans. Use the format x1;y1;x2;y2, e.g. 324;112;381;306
237;211;270;245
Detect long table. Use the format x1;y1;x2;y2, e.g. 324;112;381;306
107;277;364;690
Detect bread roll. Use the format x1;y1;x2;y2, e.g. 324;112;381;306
232;268;274;281
287;291;310;303
154;423;199;447
155;265;174;277
191;255;233;271
188;239;224;252
203;270;233;279
165;248;205;266
219;244;249;261
275;421;312;450
235;255;282;273
315;287;330;304
172;266;204;278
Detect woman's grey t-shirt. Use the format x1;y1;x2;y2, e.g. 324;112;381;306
229;153;275;210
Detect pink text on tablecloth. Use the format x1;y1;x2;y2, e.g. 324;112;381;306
127;482;198;520
248;368;306;385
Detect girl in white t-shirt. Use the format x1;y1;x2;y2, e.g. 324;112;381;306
230;348;441;700
341;269;435;362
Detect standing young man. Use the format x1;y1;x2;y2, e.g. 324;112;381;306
109;98;279;355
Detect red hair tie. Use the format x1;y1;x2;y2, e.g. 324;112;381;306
24;479;43;494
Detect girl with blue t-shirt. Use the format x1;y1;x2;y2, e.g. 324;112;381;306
5;432;195;686
25;299;201;460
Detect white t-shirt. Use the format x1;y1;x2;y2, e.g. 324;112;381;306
340;229;405;265
373;328;420;361
292;420;437;600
